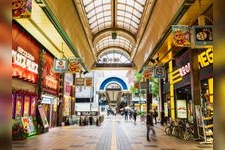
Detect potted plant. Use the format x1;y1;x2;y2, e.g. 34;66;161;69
12;120;28;140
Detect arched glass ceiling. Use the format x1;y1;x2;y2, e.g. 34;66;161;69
95;35;133;53
98;51;131;64
117;0;146;35
83;0;111;34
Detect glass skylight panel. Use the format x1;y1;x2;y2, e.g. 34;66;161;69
83;0;90;6
104;11;111;16
83;0;111;34
116;0;146;34
103;4;111;10
134;2;143;12
89;16;96;24
98;50;131;64
85;2;94;12
133;9;141;18
96;36;133;52
94;0;102;7
96;6;103;13
137;0;146;5
105;16;111;22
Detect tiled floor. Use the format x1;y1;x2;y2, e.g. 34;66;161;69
12;115;213;150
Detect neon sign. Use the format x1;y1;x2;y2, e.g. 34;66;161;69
44;75;58;89
12;47;38;74
178;63;190;77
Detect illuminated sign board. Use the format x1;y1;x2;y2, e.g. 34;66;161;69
178;63;190;77
177;48;213;77
12;47;38;74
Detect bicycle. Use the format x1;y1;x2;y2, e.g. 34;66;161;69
183;122;194;141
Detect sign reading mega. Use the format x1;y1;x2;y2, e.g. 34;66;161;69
178;48;213;77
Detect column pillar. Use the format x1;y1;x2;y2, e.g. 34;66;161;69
190;48;201;138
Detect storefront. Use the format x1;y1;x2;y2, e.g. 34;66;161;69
12;22;39;137
165;48;213;122
41;51;59;128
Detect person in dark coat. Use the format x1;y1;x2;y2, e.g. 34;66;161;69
89;114;94;125
146;111;156;141
133;110;137;122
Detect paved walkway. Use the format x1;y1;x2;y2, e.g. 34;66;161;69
12;115;213;150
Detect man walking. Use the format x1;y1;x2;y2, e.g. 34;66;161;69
146;111;156;141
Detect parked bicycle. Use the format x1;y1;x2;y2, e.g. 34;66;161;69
183;122;194;141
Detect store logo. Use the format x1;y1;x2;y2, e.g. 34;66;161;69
178;63;190;77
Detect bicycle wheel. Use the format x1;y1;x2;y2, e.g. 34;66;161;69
165;126;172;136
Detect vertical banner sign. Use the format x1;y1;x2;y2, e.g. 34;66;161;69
53;59;67;73
154;67;165;78
67;59;80;73
172;25;191;47
85;78;93;87
12;0;32;19
176;100;187;118
23;95;30;116
192;25;213;48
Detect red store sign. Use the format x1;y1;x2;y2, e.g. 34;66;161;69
12;23;40;83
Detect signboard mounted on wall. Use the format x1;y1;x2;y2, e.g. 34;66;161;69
172;25;191;47
153;67;165;78
191;25;213;48
53;59;67;73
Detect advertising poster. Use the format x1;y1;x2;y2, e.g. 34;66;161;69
67;59;80;73
63;97;71;116
85;78;92;86
53;59;67;73
164;103;168;117
38;105;49;128
65;82;72;96
176;100;187;118
12;0;32;19
21;116;36;136
30;96;36;116
192;25;213;48
195;105;203;126
172;25;191;47
23;95;30;116
15;95;23;117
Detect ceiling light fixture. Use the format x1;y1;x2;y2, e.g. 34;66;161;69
112;32;117;39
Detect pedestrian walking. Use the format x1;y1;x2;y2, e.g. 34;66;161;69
146;111;156;141
89;114;93;125
124;109;128;120
133;110;137;122
153;109;158;124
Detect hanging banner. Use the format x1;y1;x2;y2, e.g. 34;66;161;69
172;25;191;47
12;0;32;19
191;25;213;48
176;100;187;119
53;59;67;73
76;78;85;86
67;59;80;73
85;78;93;87
153;67;165;78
